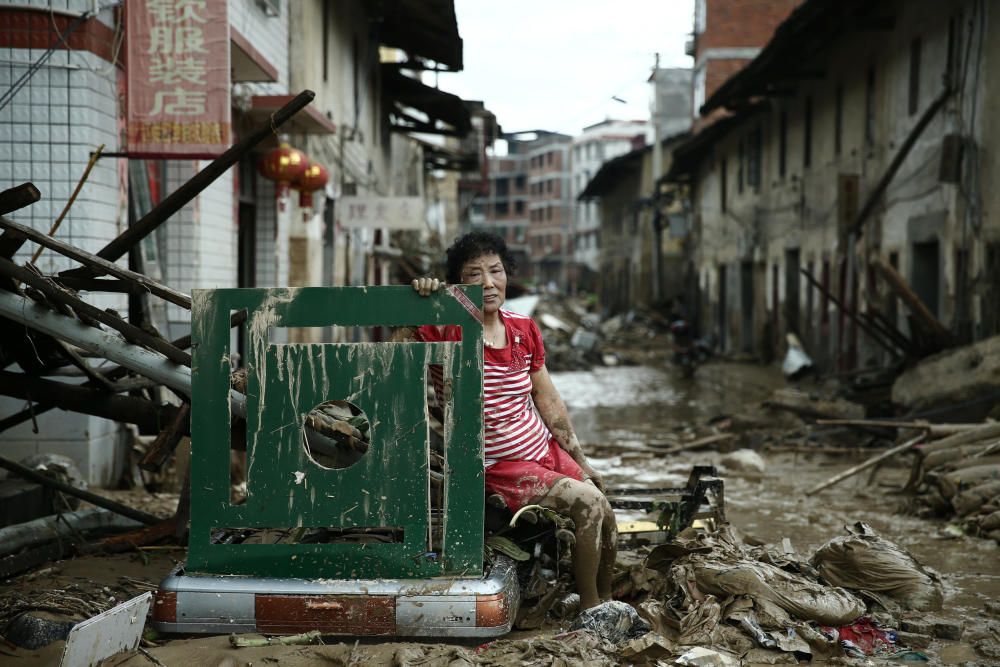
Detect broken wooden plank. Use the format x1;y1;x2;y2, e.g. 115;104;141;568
764;388;865;421
0;182;41;216
806;434;924;496
815;419;983;436
0;455;161;525
0;371;182;433
95;518;177;554
0;309;246;433
0;216;192;310
0;256;191;366
874;257;955;349
139;403;190;472
648;432;734;455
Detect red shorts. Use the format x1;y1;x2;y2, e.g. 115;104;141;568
485;441;585;512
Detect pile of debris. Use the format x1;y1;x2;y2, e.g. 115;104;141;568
603;521;950;664
508;294;673;372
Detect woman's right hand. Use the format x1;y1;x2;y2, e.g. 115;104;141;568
412;277;443;296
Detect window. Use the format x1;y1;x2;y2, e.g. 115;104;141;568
720;156;728;214
515;201;524;215
909;37;922;115
495;201;508;216
778;111;788;178
747;126;762;192
515;175;526;189
864;66;876;149
803;96;813;168
834;84;843;156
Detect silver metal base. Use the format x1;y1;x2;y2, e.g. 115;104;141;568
152;555;520;638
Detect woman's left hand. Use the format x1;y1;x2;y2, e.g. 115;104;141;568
580;463;606;493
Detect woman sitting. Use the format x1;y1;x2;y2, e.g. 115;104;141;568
407;231;616;610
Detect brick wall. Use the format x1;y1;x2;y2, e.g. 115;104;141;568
699;0;801;52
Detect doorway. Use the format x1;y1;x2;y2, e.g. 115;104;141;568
911;239;940;318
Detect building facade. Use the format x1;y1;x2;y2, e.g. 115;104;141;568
570;120;648;292
670;0;1000;371
0;0;469;484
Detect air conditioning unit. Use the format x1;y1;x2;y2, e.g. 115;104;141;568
255;0;280;18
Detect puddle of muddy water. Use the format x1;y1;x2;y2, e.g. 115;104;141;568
552;361;785;445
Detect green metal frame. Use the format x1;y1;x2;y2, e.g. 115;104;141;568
188;286;484;579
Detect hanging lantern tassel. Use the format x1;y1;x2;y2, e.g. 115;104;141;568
257;142;307;212
293;160;330;222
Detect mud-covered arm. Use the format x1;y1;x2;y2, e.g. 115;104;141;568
530;365;605;492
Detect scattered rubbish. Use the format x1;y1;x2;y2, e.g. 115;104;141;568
821;616;897;657
567;600;651;645
782;333;813;378
229;630;322;648
812;523;944;612
59;592;151;667
675;645;740;666
719;449;766;474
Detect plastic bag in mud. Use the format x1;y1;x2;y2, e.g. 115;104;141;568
568;600;651;646
688;559;866;626
811;522;943;611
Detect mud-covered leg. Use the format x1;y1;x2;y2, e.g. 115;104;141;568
597;503;617;601
535;477;608;609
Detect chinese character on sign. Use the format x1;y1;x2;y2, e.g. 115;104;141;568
149;56;207;85
149;88;207;115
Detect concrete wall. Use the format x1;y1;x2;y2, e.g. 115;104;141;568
688;0;998;368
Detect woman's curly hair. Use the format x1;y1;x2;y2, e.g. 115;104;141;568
445;231;517;284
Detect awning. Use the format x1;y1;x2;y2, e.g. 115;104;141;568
247;95;337;134
231;27;279;83
579;132;691;197
383;68;471;137
578;147;648;199
379;0;463;71
411;136;479;172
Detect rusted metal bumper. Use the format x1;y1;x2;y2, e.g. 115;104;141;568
151;555;519;638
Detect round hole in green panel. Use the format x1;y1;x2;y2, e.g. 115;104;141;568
302;400;371;469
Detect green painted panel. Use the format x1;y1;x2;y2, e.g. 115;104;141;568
187;286;484;579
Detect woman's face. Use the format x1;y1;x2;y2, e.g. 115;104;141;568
459;253;507;314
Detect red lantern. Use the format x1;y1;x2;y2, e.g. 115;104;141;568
257;141;307;210
293;160;330;215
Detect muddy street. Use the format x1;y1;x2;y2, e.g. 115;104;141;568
558;360;1000;664
6;358;998;665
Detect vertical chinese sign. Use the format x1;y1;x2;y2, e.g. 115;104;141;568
127;0;231;157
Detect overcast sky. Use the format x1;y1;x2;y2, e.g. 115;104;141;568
439;0;695;137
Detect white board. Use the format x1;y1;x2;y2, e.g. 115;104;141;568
60;592;152;667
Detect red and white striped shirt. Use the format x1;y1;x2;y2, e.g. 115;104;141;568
417;309;552;466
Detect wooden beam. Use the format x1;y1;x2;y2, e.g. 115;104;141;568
873;258;955;348
0;454;162;525
0;257;191;366
0;215;192;310
0;371;182;434
0;182;41;216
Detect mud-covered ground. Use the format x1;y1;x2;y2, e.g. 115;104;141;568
4;361;999;665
